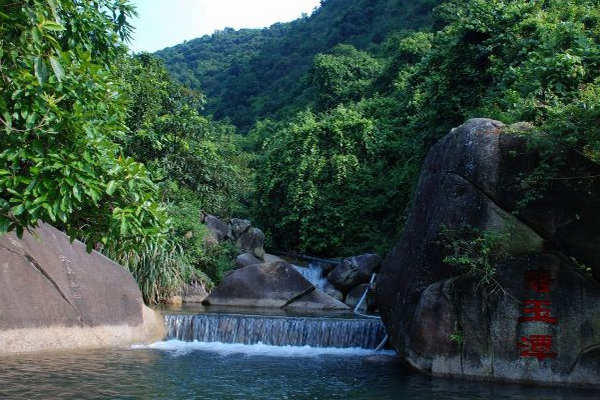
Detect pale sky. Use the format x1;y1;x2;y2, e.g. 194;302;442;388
129;0;322;53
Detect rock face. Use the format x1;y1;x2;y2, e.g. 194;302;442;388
376;119;600;387
201;215;267;260
181;282;209;303
203;261;349;310
328;253;382;293
0;223;165;355
322;281;344;302
236;227;266;259
235;253;261;269
203;214;229;242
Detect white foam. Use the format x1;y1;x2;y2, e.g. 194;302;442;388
132;340;394;357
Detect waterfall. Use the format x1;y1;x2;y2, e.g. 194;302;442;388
292;263;328;290
165;313;386;349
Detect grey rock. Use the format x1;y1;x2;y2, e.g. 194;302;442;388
0;223;164;354
376;118;600;387
203;214;229;242
235;253;262;269
282;288;350;311
181;282;209;303
327;253;381;293
236;227;266;259
322;281;344;302
203;261;313;308
228;218;251;240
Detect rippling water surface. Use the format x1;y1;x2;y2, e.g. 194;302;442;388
0;342;597;400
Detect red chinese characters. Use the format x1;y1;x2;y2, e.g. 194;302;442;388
518;300;558;324
524;270;554;294
516;270;558;360
517;335;557;360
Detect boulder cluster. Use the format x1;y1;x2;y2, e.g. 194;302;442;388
200;214;383;312
316;253;382;312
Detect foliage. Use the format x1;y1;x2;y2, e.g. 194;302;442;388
439;224;509;295
254;106;397;255
117;53;251;217
0;0;171;254
156;0;444;131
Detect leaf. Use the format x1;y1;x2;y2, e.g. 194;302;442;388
0;216;10;233
49;56;65;82
106;180;117;195
31;27;42;44
11;204;25;216
32;140;44;155
42;21;66;31
34;56;48;85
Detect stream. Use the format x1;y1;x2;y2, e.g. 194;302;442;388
0;305;598;399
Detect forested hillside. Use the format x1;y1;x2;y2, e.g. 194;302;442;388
157;0;600;258
156;0;443;130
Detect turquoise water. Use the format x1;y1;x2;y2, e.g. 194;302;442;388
0;341;597;400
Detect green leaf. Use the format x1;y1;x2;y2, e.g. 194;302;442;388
34;56;48;85
32;140;44;155
31;27;42;44
42;21;66;31
49;56;65;82
106;180;117;195
0;216;10;233
11;204;25;216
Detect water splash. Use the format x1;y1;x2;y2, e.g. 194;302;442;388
292;263;328;290
165;313;386;349
133;340;393;357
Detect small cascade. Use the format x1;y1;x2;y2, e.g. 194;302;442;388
292;263;328;290
165;314;386;349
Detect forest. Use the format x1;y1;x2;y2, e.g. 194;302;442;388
2;0;599;302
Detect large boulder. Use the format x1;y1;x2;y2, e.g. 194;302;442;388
0;223;165;354
202;214;229;242
235;253;262;269
203;261;313;308
345;283;377;312
322;281;344;302
376;119;600;387
203;261;349;310
228;218;251;240
282;288;350;311
236;227;266;259
327;253;381;293
181;282;209;303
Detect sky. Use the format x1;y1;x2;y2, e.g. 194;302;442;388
129;0;322;53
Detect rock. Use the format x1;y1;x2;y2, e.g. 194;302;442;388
319;261;339;276
236;227;266;259
181;282;208;303
327;253;381;292
345;284;371;312
376;118;600;387
203;261;314;308
282;288;350;311
235;253;262;269
228;218;251;240
408;254;600;387
322;281;344;302
203;214;229;242
264;253;285;263
0;223;165;355
164;295;183;305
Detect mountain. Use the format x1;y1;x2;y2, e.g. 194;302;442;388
155;0;443;130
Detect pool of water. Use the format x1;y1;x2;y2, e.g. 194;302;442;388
0;342;597;400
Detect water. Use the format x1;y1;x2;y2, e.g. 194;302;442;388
0;345;597;400
293;263;329;290
165;313;386;348
0;308;597;400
